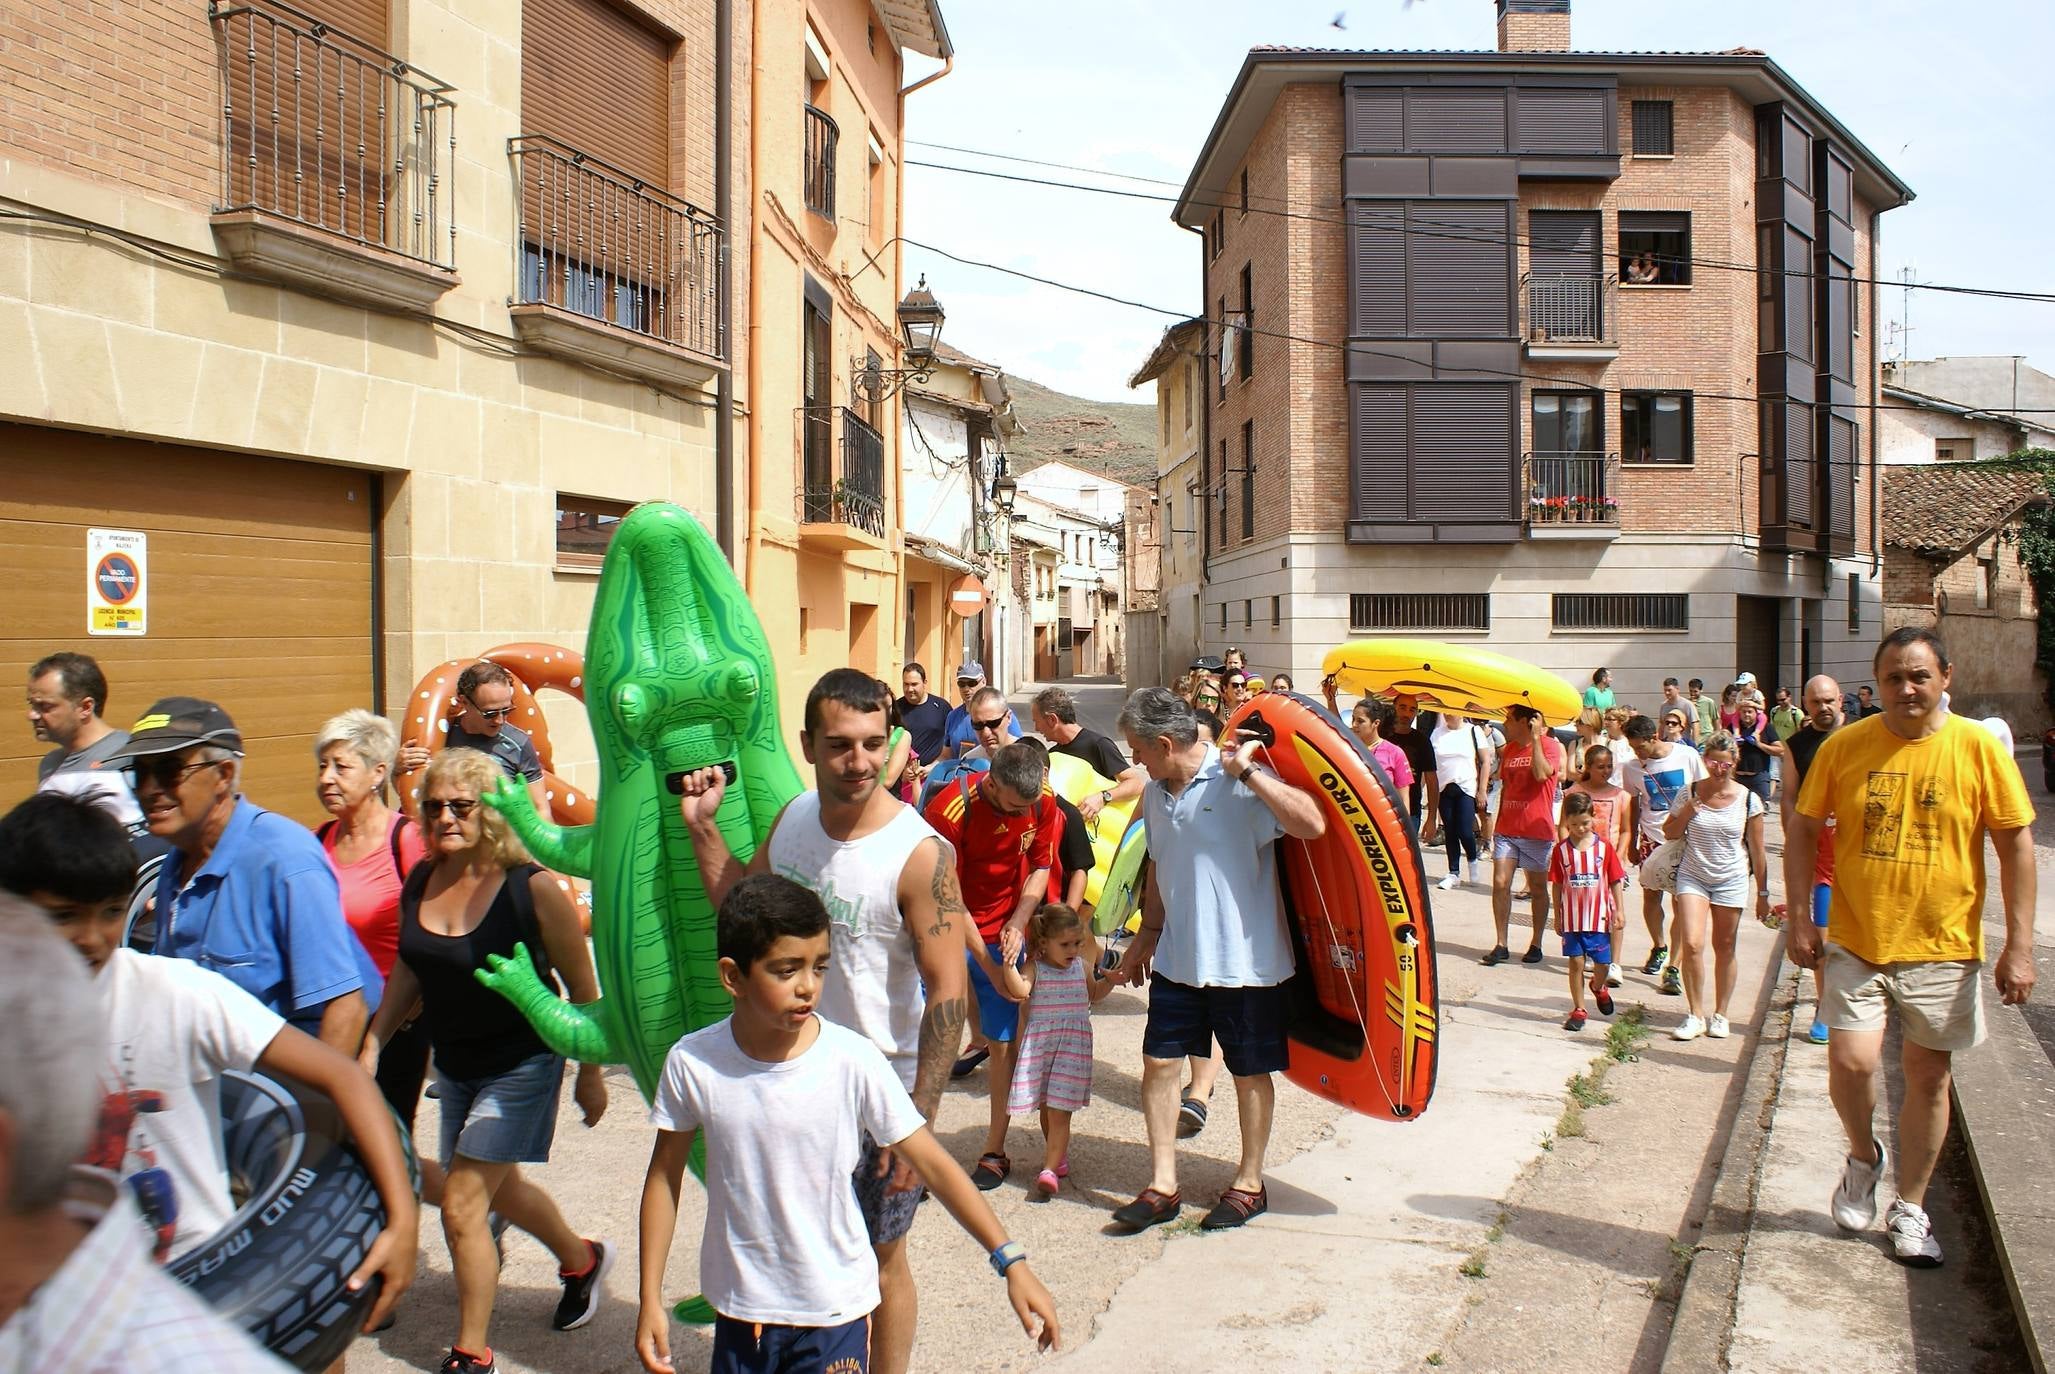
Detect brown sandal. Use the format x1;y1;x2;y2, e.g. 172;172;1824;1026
971;1151;1009;1191
1200;1186;1268;1230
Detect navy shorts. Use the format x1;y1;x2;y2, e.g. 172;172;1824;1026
435;1050;564;1166
850;1132;924;1247
1561;930;1613;964
711;1313;868;1374
967;942;1021;1043
1142;974;1290;1077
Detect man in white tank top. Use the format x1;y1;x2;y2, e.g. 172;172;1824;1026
676;669;970;1374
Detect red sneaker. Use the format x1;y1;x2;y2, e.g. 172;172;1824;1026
1564;1009;1589;1032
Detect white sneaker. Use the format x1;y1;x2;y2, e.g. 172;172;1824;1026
1607;963;1624;988
1436;874;1460;891
1672;1015;1705;1042
1832;1140;1889;1231
1466;862;1480;885
1707;1014;1730;1039
1886;1199;1943;1268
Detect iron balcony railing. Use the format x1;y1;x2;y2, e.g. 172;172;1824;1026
1522;273;1617;346
799;408;886;536
211;0;457;269
803;104;838;220
1524;451;1622;527
511;135;725;360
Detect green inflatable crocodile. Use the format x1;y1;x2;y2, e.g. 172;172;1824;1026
476;500;802;1128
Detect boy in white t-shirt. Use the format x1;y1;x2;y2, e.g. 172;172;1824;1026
1621;715;1708;995
0;793;418;1330
635;874;1058;1374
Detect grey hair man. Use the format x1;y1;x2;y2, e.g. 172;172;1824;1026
959;685;1020;763
1110;688;1326;1234
0;898;292;1369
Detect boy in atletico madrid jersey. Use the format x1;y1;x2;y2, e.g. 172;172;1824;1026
1548;792;1626;1033
923;741;1061;1190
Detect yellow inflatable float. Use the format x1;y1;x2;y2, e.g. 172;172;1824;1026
1045;752;1138;909
1322;639;1582;727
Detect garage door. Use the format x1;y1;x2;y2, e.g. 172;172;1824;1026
1;425;376;826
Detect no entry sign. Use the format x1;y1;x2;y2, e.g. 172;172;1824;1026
87;528;148;636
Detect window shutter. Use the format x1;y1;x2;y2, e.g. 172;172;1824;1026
1825;414;1857;540
1410;384;1516;521
1349;89;1404;151
521;0;672;186
1407;202;1513;337
1350;384;1408;519
1515;88;1607;155
1631;100;1673;155
1350;204;1406;336
302;0;388;48
1405;88;1507;152
1783;401;1815;527
1528;211;1599;274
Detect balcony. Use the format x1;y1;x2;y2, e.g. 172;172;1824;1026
508;136;726;388
803;105;838;220
1525;451;1621;539
209;0;459;311
798;408;888;550
1521;274;1618;360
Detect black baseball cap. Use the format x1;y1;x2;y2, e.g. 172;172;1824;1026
1190;654;1226;673
103;696;246;760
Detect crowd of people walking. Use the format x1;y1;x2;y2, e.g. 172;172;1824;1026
0;627;2037;1373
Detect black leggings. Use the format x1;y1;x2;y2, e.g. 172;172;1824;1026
1439;784;1479;873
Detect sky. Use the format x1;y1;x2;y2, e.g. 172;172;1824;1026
899;0;2055;404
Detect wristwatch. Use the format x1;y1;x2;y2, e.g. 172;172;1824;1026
1099;790;1113;807
989;1240;1028;1277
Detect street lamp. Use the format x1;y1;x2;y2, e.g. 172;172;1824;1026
853;276;948;403
991;464;1018;516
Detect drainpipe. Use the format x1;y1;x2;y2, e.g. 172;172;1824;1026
714;0;734;561
896;55;952;669
1189;223;1213;595
743;0;764;594
1869;207;1883;576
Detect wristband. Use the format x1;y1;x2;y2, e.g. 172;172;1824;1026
990;1240;1027;1277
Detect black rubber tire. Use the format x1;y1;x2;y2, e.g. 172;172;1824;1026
122;852;167;953
167;1070;411;1371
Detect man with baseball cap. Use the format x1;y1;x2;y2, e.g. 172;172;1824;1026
107;697;375;1052
942;661;1017;759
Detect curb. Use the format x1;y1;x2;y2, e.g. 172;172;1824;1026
1952;995;2055;1374
1657;929;1793;1374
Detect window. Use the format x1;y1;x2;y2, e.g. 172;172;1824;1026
1216;438;1229;544
1238;263;1254;380
1847;574;1860;632
555;493;631;569
1217;296;1229;401
1244;599;1253;629
1183;360;1195;431
1621;392;1693;464
1239;168;1249;216
1239;420;1255;542
865;132;886;248
1977;550;1997;610
1271;595;1281;628
1631;101;1674;156
1551;593;1688;632
1350;593;1491;633
1221;602;1229;630
1619;211;1691;286
800;281;833;518
1934;436;1973;462
1160;392;1171;445
1531;391;1601;454
1209;215;1223;261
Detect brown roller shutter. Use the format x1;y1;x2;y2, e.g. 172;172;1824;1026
299;0;389;51
522;0;672;186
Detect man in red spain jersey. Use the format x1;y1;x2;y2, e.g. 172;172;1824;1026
1548;791;1626;1032
924;740;1061;1191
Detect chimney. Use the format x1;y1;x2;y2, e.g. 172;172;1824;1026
1496;0;1570;53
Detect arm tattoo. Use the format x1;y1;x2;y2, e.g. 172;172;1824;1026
923;837;966;941
912;995;967;1120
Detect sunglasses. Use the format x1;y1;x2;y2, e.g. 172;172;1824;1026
421;798;481;820
127;756;228;789
466;698;515;721
970;716;1009;732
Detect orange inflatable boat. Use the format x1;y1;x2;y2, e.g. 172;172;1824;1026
1224;692;1439;1121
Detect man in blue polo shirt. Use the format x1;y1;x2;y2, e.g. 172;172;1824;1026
108;697;374;1052
1111;687;1326;1235
942;661;1017;758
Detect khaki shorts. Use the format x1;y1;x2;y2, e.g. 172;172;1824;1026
1821;945;1986;1052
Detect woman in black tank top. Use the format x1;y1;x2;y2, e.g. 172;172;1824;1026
359;750;613;1369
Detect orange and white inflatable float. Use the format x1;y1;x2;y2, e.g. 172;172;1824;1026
1223;691;1439;1122
396;643;595;827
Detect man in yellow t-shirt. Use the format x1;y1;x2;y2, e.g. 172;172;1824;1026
1785;627;2036;1270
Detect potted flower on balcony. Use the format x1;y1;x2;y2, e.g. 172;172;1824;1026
1530;491;1548;523
1600;495;1620;522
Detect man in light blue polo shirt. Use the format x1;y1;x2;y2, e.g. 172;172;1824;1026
1111;687;1326;1235
107;697;374;1052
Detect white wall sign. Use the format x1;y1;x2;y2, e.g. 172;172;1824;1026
87;528;147;636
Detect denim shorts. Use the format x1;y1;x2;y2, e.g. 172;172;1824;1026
1142;974;1290;1077
850;1131;925;1246
1492;834;1553;872
435;1050;565;1166
1673;871;1749;908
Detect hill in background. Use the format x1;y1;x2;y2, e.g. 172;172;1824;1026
1003;371;1157;489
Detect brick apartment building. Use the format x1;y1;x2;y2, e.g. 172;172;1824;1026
0;0;948;810
1162;0;1912;701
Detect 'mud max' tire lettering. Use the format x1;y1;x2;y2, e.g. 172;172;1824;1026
1225;692;1440;1122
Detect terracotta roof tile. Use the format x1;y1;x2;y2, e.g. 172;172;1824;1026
1883;463;2050;558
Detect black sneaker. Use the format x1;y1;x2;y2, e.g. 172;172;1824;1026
438;1350;495;1373
1480;945;1511;967
1521;945;1545;965
1642;946;1669;977
552;1238;613;1332
1110;1188;1183;1232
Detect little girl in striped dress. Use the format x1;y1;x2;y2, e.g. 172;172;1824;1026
997;904;1114;1196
